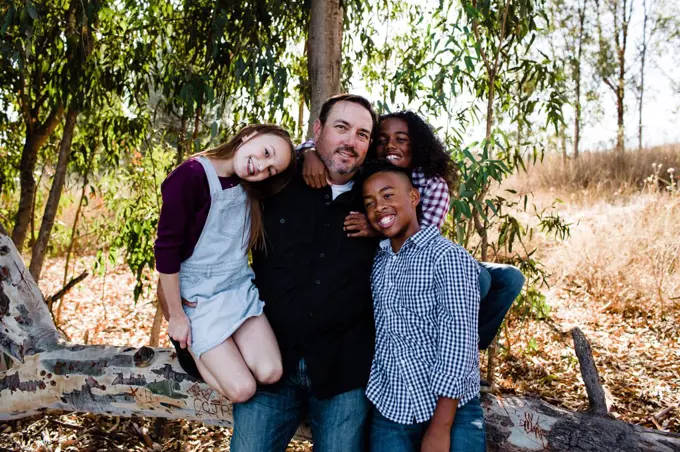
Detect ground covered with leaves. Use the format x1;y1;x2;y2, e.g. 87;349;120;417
1;191;678;451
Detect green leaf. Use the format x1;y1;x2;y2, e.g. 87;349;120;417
26;2;38;20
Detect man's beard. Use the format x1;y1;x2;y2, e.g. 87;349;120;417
319;146;361;175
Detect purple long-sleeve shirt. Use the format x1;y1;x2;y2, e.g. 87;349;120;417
154;158;239;274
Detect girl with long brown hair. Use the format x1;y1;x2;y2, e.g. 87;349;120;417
155;124;294;403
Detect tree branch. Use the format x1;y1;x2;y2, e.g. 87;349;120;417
571;327;610;416
46;271;89;312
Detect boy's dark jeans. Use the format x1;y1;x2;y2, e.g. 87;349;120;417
478;262;525;350
369;397;486;452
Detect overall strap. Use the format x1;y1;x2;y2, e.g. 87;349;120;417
195;155;223;195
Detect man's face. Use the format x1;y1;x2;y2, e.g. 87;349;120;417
313;101;373;177
363;171;420;240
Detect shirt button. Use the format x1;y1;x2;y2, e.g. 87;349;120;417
280;218;285;224
325;194;330;199
315;280;321;285
308;311;314;317
319;253;325;258
325;202;331;206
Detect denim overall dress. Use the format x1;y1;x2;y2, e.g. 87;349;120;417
179;156;265;358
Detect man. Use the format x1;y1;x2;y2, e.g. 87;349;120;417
163;94;379;451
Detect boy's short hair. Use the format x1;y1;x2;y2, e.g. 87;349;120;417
361;161;422;222
361;160;414;186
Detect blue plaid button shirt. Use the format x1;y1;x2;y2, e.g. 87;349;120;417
366;225;480;424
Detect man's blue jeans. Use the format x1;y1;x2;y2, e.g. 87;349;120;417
231;359;370;452
478;262;525;350
369;397;486;452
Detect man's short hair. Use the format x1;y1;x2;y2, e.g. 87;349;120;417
318;94;379;133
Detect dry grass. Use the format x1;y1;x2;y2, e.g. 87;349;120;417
490;147;680;432
510;144;680;201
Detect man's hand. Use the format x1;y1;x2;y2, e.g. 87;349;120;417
168;312;192;349
344;212;379;238
421;423;451;452
302;150;329;188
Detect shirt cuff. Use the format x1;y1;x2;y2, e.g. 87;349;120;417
155;248;182;274
295;139;316;155
430;370;478;400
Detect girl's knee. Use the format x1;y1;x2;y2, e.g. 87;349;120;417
255;360;283;385
225;378;257;404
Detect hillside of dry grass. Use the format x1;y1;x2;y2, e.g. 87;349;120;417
493;146;679;432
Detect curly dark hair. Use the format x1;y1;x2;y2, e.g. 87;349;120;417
373;110;457;190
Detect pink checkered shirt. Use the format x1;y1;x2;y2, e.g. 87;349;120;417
411;168;450;230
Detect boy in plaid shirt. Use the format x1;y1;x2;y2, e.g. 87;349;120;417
361;162;485;451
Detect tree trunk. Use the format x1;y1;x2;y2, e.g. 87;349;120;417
638;0;648;152
12;106;64;252
29;110;79;281
615;0;633;155
176;115;188;167
616;90;625;155
1;232;680;450
148;303;163;348
63;144;97;287
29;159;48;250
306;0;343;137
573;0;585;160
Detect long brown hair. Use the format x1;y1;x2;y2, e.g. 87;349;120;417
196;124;295;251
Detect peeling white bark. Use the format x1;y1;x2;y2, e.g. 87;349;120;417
1;233;679;451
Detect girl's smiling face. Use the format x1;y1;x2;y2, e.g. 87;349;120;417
233;133;292;182
375;118;412;169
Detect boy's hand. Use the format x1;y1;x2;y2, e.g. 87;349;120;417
420;423;451;452
302;150;329;189
344;212;379;238
168;313;192;349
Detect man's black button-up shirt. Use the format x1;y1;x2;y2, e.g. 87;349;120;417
252;173;378;399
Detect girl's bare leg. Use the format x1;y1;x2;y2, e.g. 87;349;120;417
192;339;257;403
232;314;283;385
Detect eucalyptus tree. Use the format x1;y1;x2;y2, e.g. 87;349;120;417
593;0;634;155
148;0;310;163
1;1;67;252
549;0;591;159
344;0;567;263
634;0;675;151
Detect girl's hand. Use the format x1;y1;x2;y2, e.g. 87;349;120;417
344;212;379;238
168;313;192;349
420;423;451;452
302;150;329;189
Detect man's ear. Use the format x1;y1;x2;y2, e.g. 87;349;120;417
409;186;421;208
313;119;322;142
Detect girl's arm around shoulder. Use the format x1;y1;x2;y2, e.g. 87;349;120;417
420;175;450;230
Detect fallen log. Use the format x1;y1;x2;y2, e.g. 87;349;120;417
1;231;679;451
